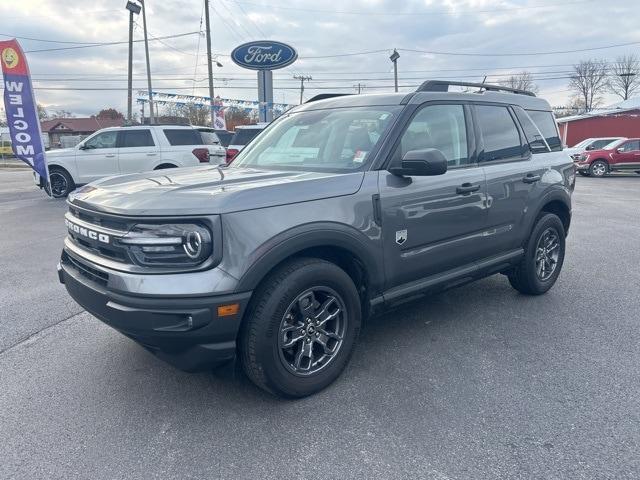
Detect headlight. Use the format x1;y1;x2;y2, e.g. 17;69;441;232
578;154;588;162
118;223;213;267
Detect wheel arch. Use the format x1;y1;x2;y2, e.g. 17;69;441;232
47;163;76;185
532;190;572;237
235;225;383;309
153;162;178;170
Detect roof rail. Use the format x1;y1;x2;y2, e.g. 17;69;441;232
417;80;536;97
305;93;353;103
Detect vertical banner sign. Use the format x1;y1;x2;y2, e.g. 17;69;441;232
213;107;226;130
0;39;48;182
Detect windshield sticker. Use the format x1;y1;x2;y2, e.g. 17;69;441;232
353;150;368;163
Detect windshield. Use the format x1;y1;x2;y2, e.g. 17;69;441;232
571;138;593;149
602;138;625;150
231;106;401;172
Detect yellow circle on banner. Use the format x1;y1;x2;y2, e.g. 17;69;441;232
2;47;19;69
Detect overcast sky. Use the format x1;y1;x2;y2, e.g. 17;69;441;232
1;0;638;117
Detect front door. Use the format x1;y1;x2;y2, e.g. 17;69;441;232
611;139;640;171
378;103;488;290
75;130;119;184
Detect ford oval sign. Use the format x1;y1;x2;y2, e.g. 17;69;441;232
231;40;297;71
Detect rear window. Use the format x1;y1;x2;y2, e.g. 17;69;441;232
526;110;562;152
231;128;261;146
163;129;203;146
121;129;154;147
215;131;233;147
199;130;220;145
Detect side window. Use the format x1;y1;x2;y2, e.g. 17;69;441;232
525;110;562;152
163;129;202;146
591;139;615;150
83;131;117;150
121;129;154;148
394;104;469;167
476;105;523;162
513;106;547;153
621;140;640;151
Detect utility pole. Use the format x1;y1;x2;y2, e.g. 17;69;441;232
294;75;312;104
354;83;365;94
140;0;154;124
204;0;216;127
125;1;141;123
390;49;400;93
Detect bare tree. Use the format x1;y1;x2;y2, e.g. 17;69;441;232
608;54;640;101
568;60;608;112
499;71;539;93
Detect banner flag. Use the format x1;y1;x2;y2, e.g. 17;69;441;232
213;106;226;130
0;39;48;181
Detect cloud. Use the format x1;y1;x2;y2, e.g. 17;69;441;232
1;0;638;116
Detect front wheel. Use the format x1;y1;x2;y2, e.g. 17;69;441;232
589;160;608;177
578;171;590;177
44;169;75;198
239;258;361;398
508;213;566;295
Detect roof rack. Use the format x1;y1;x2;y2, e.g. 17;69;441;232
417;80;536;97
305;93;353;103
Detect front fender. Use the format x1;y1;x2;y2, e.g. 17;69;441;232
234;222;384;294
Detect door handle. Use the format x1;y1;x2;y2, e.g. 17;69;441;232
105;154;116;158
522;173;541;184
146;152;157;156
456;182;481;194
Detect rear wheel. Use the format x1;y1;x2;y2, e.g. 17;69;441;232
239;258;361;398
45;168;74;198
508;213;566;295
589;160;608;177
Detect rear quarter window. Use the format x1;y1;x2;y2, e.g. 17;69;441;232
525;110;563;152
163;129;203;146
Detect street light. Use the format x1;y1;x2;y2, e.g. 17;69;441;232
390;49;400;93
125;1;141;123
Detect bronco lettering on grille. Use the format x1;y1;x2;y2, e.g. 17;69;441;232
65;218;110;244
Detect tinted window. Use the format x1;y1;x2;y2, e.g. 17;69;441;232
199;130;220;145
121;129;154;147
231;128;262;146
477;105;523;161
590;139;618;149
621;140;640;151
526;110;562;151
163;129;202;146
215;130;233;147
395;104;469;167
514;107;547;153
84;131;117;149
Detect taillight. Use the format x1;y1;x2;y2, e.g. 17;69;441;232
192;148;210;163
226;148;239;164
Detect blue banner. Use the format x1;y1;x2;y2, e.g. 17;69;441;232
1;39;48;180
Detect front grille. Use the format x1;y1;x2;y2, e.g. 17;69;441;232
66;206;133;265
62;251;109;286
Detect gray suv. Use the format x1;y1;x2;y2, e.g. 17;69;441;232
58;81;575;397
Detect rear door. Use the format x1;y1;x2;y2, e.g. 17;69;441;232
75;130;119;184
611;139;640;170
378;102;488;289
478;105;549;257
117;128;157;174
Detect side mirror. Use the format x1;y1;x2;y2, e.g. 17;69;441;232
389;149;448;177
78;144;87;150
585;145;594;150
616;147;625;153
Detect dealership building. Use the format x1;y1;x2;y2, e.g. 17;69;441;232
557;98;640;147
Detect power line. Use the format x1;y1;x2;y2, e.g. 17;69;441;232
226;0;598;16
224;0;267;38
22;31;201;53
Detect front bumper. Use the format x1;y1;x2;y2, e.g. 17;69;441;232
58;253;252;371
575;162;590;171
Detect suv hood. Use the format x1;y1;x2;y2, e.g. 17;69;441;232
47;147;76;157
69;166;365;216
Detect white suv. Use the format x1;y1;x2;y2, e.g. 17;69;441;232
38;125;226;197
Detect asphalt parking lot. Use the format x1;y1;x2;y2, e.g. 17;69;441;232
1;169;639;479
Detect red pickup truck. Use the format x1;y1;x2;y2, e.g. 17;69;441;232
575;138;640;177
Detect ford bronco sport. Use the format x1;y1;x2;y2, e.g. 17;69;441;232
58;81;575;397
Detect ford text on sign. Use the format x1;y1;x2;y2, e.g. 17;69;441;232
231;41;297;71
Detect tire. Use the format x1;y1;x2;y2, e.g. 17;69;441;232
44;168;75;198
508;213;566;295
239;257;361;398
589;160;608;177
578;171;590;177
